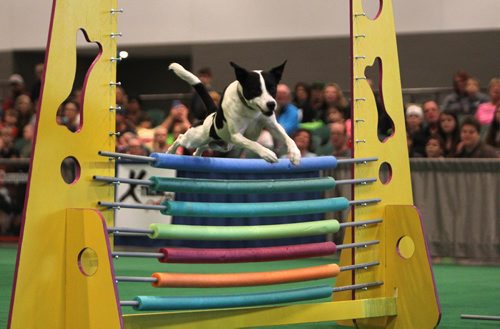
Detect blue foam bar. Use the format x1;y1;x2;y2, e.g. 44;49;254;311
160;197;350;217
150;153;338;173
133;285;333;311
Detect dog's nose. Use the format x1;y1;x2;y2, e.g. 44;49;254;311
266;101;276;111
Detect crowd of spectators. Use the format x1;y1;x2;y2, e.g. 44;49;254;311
0;65;498;235
1;66;498;163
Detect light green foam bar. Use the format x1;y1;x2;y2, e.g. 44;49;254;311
160;197;349;217
149;176;336;194
149;219;340;240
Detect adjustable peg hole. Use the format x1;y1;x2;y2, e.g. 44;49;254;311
397;236;415;260
78;247;98;276
61;156;81;184
378;161;392;185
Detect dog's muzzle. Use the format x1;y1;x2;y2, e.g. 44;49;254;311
262;101;276;116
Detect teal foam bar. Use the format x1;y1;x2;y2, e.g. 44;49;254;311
133;285;333;311
149;219;340;240
149;176;336;194
160;197;349;217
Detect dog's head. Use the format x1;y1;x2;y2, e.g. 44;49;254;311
230;61;287;116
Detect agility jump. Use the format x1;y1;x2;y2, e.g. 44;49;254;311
8;0;440;328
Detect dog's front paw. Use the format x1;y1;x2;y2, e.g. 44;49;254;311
259;148;278;163
288;148;301;166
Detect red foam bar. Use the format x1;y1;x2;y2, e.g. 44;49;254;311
158;242;337;263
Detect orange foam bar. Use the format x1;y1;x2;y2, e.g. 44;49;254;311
151;264;340;288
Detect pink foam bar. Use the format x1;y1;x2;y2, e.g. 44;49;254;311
158;242;337;263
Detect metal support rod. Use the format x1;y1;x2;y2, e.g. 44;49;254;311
349;199;381;206
109;240;380;259
108;227;154;234
98;151;156;163
461;314;500;321
119;281;384;306
113;251;163;258
98;201;166;211
99;199;380;211
339;218;383;228
115;263;378;283
339;261;379;272
94;175;376;188
332;281;383;293
337;157;377;164
336;240;379;250
336;178;376;185
94;175;154;186
99;151;377;166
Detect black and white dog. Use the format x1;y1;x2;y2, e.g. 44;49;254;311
166;62;301;165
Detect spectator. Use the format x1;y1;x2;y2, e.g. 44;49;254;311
456;116;497;158
30;63;44;106
116;131;137;153
151;127;169;153
0;128;20;158
125;95;149;126
291;129;316;158
425;135;445;158
465;77;489;114
275;84;299;136
115;86;128;111
0;109;20;139
58;100;80;132
309;83;324;114
406;131;423;158
405;104;426;157
160;101;191;138
422;100;441;139
14;94;35;137
438;110;461;157
125;136;150;156
292;82;313;122
475;78;500;127
320;83;350;121
14;124;34;158
190;67;214;125
0;169;13;235
441;70;486;116
484;105;500;151
2;74;26;111
329;122;351;158
323;105;352;138
316;122;351;157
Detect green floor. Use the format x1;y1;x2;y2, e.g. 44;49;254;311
1;245;499;328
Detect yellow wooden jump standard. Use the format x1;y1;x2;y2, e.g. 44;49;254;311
8;0;440;328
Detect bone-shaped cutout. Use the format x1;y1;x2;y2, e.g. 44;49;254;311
364;57;395;142
56;28;102;133
361;0;383;20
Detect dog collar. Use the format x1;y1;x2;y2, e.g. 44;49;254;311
237;88;253;110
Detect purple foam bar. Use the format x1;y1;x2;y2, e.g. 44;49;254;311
158;242;337;263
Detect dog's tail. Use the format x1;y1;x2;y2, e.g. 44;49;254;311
169;63;217;114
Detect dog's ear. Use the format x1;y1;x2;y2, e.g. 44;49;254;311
270;60;287;82
230;62;248;83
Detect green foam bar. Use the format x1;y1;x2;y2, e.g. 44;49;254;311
149;176;336;194
133;285;333;311
149;219;340;240
160;197;349;217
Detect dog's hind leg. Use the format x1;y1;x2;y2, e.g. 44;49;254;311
166;134;184;154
